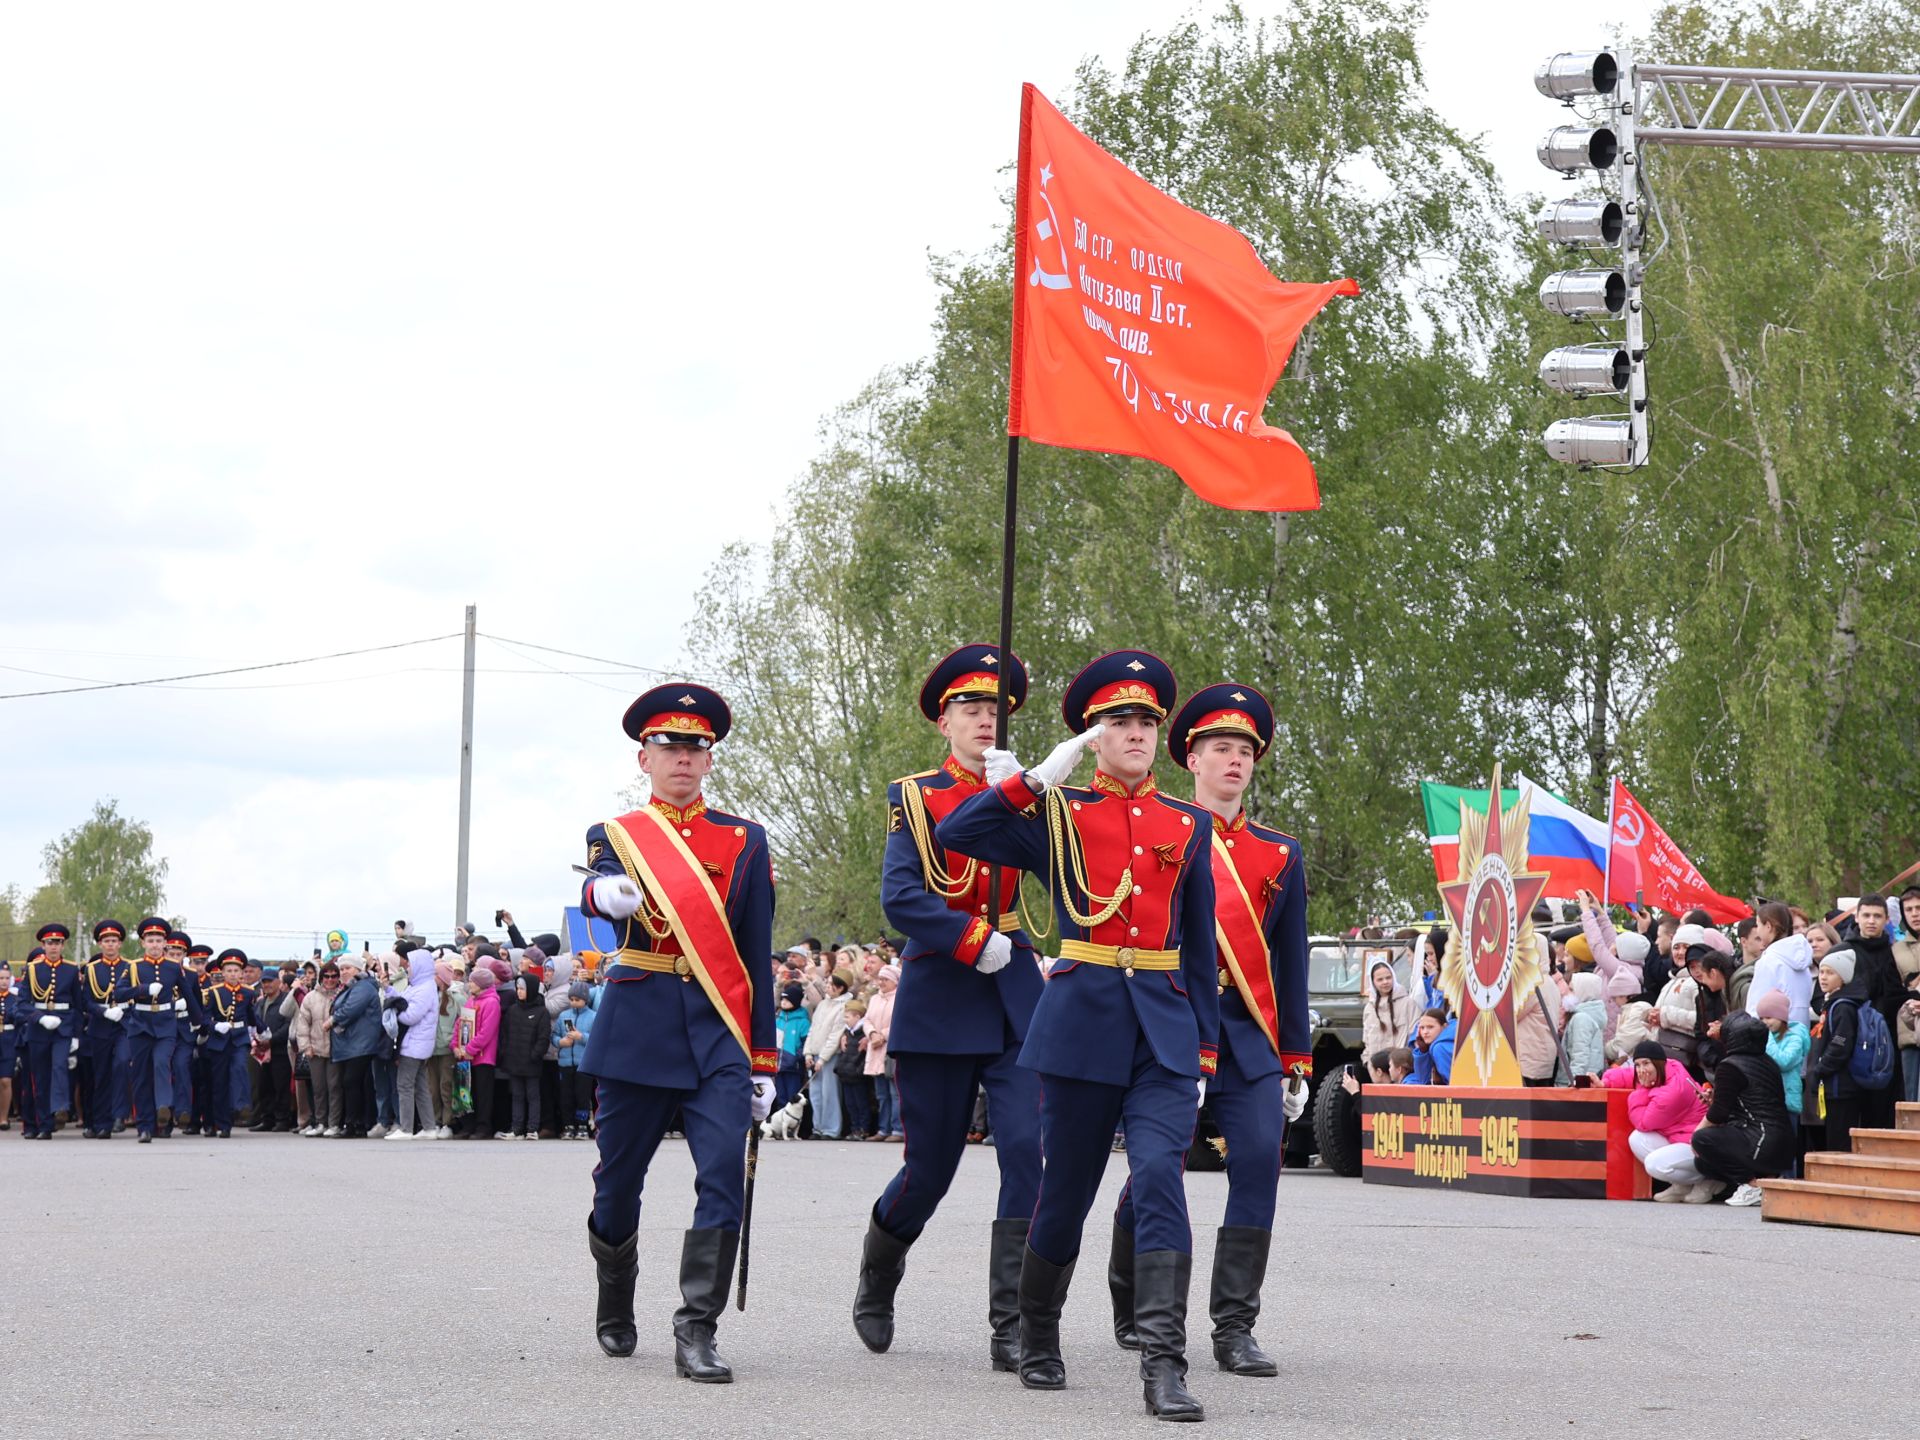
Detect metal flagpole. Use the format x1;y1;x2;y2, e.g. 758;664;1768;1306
986;435;1020;922
455;604;476;933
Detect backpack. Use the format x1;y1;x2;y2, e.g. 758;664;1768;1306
1836;997;1896;1089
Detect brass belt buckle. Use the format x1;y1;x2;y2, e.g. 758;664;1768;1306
673;955;693;982
1116;944;1136;977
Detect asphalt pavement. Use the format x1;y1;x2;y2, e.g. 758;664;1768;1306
5;1128;1914;1438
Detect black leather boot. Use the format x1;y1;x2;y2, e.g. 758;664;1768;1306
672;1228;738;1383
586;1216;638;1359
1136;1249;1204;1421
852;1210;914;1353
1109;1222;1140;1351
1016;1246;1076;1391
988;1218;1027;1372
1210;1226;1276;1376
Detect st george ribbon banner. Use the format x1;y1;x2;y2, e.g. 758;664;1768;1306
1604;777;1752;924
1006;83;1358;512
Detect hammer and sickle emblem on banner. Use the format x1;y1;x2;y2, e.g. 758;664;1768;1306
1028;162;1071;291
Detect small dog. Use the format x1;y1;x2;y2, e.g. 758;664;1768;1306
761;1093;808;1140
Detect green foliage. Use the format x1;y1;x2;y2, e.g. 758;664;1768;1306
38;799;170;938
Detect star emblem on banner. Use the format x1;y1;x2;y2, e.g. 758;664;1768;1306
1435;764;1549;1078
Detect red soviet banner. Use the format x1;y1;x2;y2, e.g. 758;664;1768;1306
1604;778;1753;924
1007;83;1359;512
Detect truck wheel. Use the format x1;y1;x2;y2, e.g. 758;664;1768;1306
1313;1069;1363;1178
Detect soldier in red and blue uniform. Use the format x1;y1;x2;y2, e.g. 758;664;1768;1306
22;923;84;1137
576;684;777;1383
81;919;133;1138
854;645;1045;1370
937;650;1218;1421
114;917;198;1142
199;949;256;1137
1108;683;1310;1380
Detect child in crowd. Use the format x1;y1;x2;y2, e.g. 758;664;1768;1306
1610;971;1653;1055
552;981;595;1139
1564;972;1607;1080
775;982;811;1107
1756;988;1808;1178
836;999;874;1139
1406;1009;1455;1084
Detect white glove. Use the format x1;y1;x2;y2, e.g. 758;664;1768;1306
590;874;643;920
1031;725;1102;790
1196;1079;1208;1107
38;1013;62;1031
751;1075;777;1122
174;999;188;1015
983;747;1023;785
1282;1081;1309;1124
148;981;163;998
214;1021;233;1035
976;932;1013;975
105;1005;126;1023
69;1045;79;1069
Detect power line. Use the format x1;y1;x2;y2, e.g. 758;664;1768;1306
478;632;702;677
0;633;462;700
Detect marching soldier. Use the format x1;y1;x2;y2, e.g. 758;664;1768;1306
22;925;84;1137
81;920;133;1138
938;651;1219;1421
855;645;1045;1369
184;943;215;1134
0;964;22;1132
199;949;256;1137
114;917;195;1142
1108;684;1310;1378
163;933;200;1137
576;683;777;1382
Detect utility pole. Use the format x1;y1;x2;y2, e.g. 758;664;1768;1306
455;603;476;933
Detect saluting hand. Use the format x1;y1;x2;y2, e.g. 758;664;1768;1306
1031;725;1103;790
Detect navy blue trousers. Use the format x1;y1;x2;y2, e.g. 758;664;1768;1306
87;1030;131;1132
207;1046;243;1132
189;1046;212;1128
27;1033;71;1128
1117;1057;1284;1234
1029;1035;1197;1263
591;1068;750;1244
129;1029;180;1134
875;1047;1042;1242
169;1033;194;1126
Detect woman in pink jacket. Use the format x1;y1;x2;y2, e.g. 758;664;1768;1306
458;967;501;1138
863;965;902;1141
1602;1038;1706;1197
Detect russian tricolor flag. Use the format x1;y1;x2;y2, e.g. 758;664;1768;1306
1421;774;1609;898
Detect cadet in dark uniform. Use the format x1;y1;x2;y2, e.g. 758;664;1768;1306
1109;683;1310;1379
854;645;1044;1370
2;960;30;1132
82;920;133;1138
163;933;199;1137
115;917;195;1142
938;651;1219;1420
577;684;777;1382
23;925;84;1136
183;943;215;1134
200;949;257;1137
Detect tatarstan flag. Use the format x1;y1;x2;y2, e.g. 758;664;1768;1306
1007;83;1358;512
1421;778;1610;899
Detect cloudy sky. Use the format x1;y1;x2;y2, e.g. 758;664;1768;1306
0;1;1656;954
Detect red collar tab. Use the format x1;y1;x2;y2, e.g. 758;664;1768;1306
1089;770;1159;800
1211;809;1248;835
649;794;708;825
942;755;985;787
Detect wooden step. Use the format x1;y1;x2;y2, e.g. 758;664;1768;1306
1898;1102;1920;1133
1849;1128;1920;1161
1760;1178;1920;1234
1804;1150;1920;1192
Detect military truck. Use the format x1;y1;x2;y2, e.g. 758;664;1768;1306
1291;935;1416;1171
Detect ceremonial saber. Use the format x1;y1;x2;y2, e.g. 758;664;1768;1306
736;1119;760;1311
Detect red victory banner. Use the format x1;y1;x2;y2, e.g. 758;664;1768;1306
1604;778;1752;924
1007;83;1359;511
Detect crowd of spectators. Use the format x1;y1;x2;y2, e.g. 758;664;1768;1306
1344;889;1920;1206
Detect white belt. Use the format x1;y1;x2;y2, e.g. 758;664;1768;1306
135;1003;174;1012
41;1003;71;1012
